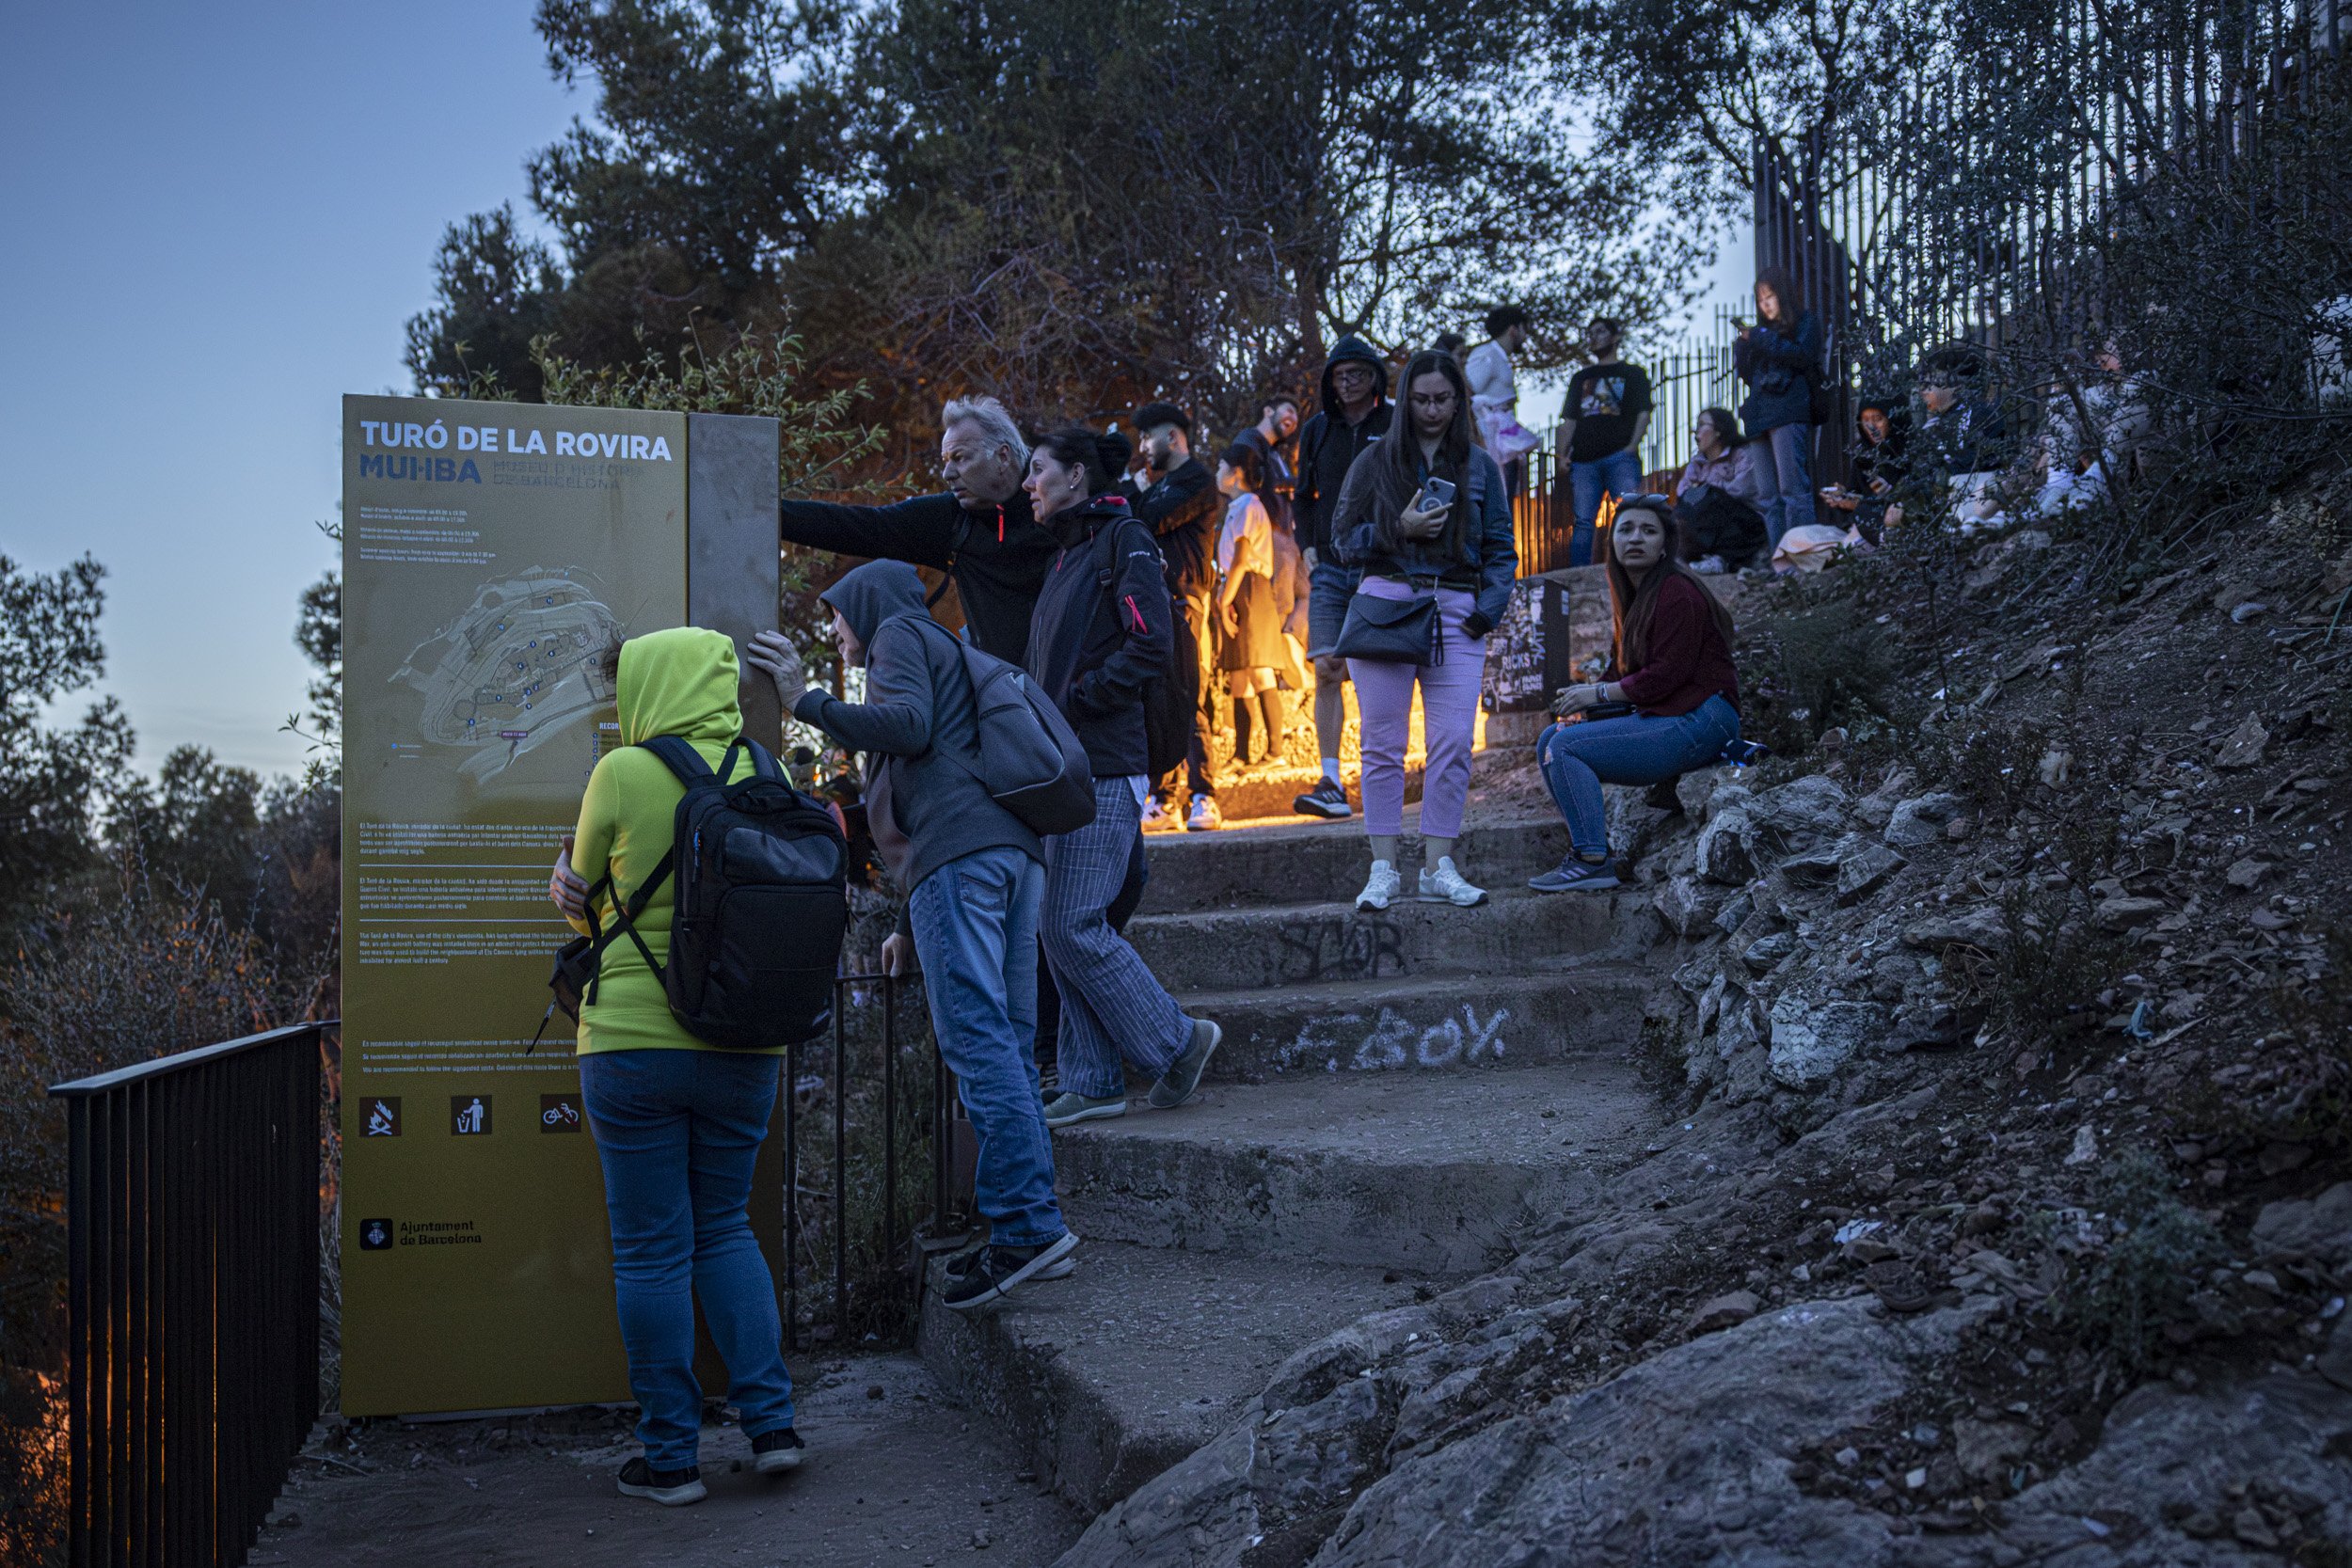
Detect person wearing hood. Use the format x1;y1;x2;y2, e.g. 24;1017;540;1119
1732;267;1826;546
1290;336;1394;821
745;562;1075;1315
775;395;1056;667
546;626;804;1506
1020;426;1227;1131
1120;402;1225;832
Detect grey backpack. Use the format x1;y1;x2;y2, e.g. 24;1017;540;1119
904;617;1097;836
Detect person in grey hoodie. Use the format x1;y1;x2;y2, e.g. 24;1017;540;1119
748;562;1074;1313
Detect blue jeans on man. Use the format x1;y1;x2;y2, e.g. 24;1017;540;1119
906;845;1066;1248
580;1048;798;1471
1536;696;1742;857
1569;449;1644;567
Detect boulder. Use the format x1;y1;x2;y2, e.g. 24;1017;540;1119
1695;809;1761;886
1883;792;1965;847
1769;995;1889;1087
1836;843;1906;906
1853;767;1918;830
1654;875;1730;938
1741;931;1797;974
1677;771;1754;825
2250;1182;2352;1267
1749;775;1852;848
1900;906;2010;954
1686;1291;1760;1336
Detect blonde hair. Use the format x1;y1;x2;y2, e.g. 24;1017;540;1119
941;394;1028;471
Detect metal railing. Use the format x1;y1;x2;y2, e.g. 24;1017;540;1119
49;1021;331;1568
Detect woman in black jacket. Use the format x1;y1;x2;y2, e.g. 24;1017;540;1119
1731;265;1825;547
1023;427;1225;1130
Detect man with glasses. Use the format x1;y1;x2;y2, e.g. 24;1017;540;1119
775;394;1055;665
1556;319;1654;568
1290;339;1393;820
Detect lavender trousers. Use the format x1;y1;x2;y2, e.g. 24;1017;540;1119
1345;580;1486;839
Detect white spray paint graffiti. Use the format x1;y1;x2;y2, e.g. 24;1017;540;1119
1278;1005;1511;1072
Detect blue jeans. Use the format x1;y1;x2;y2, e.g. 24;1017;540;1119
1570;450;1644;566
1753;424;1818;546
1306;558;1362;661
1536;696;1741;857
580;1049;795;1469
908;846;1066;1248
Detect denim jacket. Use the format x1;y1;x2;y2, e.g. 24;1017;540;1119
1328;443;1518;631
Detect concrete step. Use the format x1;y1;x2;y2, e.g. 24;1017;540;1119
1127;885;1640;994
1049;1064;1660;1276
918;1240;1416;1514
1174;961;1656;1084
1136;812;1575;916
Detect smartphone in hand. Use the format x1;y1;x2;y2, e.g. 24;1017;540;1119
1419;477;1457;512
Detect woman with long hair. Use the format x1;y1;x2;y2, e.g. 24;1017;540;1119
1214;439;1288;768
1327;349;1518;911
1673;407;1768;569
1732;265;1825;546
1022;426;1226;1128
1532;499;1741;893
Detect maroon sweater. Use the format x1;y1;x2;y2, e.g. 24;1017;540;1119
1614;573;1741;716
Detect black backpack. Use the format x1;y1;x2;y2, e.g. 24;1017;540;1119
539;736;848;1052
1090;517;1194;780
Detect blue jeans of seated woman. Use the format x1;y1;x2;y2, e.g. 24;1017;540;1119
1536;695;1741;857
580;1049;796;1470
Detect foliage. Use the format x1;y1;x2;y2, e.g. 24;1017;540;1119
409;0;1681;442
2051;1150;2230;1373
0;555;134;899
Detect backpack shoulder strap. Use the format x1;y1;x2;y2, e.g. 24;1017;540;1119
639;734;716;785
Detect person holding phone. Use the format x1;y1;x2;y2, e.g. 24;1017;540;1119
1326;350;1517;911
1732;267;1825;547
1533;499;1741;893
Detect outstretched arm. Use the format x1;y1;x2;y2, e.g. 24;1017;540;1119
778;493;964;569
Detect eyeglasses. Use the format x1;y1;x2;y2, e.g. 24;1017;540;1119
1409;394;1457;409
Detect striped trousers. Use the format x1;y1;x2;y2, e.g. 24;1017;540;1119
1041;777;1190;1100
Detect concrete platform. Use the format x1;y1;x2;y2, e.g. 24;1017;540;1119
1137;812;1576;916
1050;1063;1660;1275
917;1241;1415;1514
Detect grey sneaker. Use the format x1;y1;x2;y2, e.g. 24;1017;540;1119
939;1233;1081;1313
1529;856;1620;894
1042;1091;1126;1129
1148;1018;1224;1109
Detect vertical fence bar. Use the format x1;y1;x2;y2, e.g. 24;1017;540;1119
833;997;850;1340
784;1036;801;1352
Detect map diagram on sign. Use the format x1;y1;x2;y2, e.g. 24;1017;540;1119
391;568;619;784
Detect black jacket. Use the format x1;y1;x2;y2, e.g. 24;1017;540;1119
777;490;1057;666
1025;495;1175;780
1294;336;1394;558
1120;456;1220;599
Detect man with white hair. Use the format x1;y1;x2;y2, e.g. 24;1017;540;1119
777;395;1057;665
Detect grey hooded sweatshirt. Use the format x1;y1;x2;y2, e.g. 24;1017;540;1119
790;561;1042;898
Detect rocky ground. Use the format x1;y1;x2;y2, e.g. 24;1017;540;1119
1055;483;2352;1564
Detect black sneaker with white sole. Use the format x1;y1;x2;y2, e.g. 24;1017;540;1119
938;1232;1080;1313
751;1428;806;1474
946;1239;1075;1285
617;1456;707;1506
1293;778;1353;819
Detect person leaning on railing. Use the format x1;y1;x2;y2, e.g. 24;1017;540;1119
546;626;805;1506
1531;498;1741;894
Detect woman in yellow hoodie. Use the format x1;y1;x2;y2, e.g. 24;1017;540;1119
549;626;803;1505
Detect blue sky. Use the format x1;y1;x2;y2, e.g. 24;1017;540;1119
0;3;577;778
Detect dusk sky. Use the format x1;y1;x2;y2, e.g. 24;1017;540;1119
1;3;578;777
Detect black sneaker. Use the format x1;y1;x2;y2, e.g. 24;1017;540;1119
616;1456;707;1506
751;1428;806;1474
946;1238;1076;1285
1293;778;1353;819
939;1232;1080;1313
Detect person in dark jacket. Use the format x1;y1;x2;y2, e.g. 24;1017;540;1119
746;564;1073;1313
1534;499;1741;893
1326;349;1517;912
1821;395;1909;544
1290;337;1394;821
775;395;1054;666
1120;402;1226;832
1023;427;1226;1131
1732;266;1825;547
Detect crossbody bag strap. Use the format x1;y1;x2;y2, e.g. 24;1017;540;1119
929;511;975;610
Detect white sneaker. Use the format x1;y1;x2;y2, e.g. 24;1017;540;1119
1140;795;1173;832
1418;858;1488;907
1187;795;1223;832
1355;861;1402;911
1692;554;1728;576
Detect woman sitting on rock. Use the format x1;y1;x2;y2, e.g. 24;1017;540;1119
1532;498;1741;893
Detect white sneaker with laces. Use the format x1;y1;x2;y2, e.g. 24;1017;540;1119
1187;795;1223;832
1418;857;1488;907
1355;860;1402;911
1140;795;1172;832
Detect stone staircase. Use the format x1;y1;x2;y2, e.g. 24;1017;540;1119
917;807;1670;1521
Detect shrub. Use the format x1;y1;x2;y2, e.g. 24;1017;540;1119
2054;1150;2230;1373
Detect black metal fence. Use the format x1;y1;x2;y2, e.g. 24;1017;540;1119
49;1021;331;1568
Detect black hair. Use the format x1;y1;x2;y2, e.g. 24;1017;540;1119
1432;330;1469;360
1131;401;1191;435
1033;425;1125;496
1218;439;1266;490
1262;392;1299;414
1485;305;1530;339
1695;407;1746;449
1587;315;1626;338
1754;266;1803;330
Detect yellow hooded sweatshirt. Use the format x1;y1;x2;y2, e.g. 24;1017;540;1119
564;626;779;1054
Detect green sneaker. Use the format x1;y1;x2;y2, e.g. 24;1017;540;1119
1042;1091;1125;1129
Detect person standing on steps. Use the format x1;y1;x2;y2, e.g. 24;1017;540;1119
1732;267;1825;549
1214;440;1288;770
774;394;1053;667
1533;499;1741;893
1023;427;1226;1129
1292;338;1394;822
745;564;1077;1314
1558;317;1655;568
1327;350;1517;911
544;627;805;1506
1121;403;1226;832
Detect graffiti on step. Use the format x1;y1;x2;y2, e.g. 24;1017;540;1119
1279;1004;1511;1072
1274;913;1407;983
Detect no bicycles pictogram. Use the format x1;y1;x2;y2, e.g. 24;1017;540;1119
540;1094;582;1132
